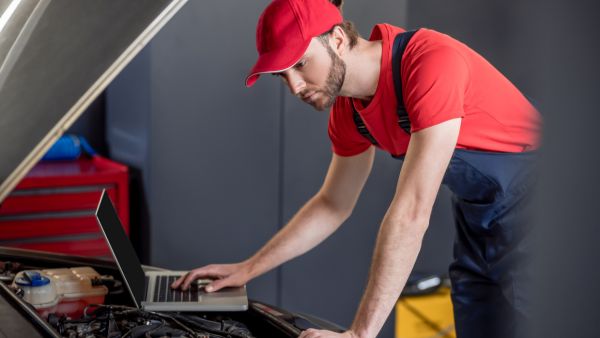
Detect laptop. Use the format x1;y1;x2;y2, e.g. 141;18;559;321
95;189;248;311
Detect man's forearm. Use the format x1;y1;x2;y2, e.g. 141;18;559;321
244;193;350;279
350;212;428;338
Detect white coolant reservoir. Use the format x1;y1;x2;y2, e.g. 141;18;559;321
12;270;59;317
42;267;108;318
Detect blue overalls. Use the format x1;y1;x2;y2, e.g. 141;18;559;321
352;30;538;338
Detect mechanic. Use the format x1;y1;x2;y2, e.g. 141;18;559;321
172;0;541;337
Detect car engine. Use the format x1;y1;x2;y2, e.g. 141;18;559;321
48;305;255;338
1;261;257;338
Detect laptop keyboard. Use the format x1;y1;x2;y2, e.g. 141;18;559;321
152;275;200;303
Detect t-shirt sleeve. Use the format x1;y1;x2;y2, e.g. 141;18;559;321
328;99;372;157
403;46;468;132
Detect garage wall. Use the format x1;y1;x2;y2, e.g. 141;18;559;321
406;0;539;97
107;0;281;305
519;0;600;337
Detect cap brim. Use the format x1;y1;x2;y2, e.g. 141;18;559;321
245;39;312;87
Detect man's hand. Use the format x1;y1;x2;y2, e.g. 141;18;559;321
170;262;251;292
299;329;359;338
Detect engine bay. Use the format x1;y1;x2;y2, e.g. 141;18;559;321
0;255;321;338
2;260;259;337
48;305;255;338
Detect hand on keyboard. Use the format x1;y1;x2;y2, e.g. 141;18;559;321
170;262;252;292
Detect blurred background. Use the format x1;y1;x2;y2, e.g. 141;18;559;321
9;0;600;337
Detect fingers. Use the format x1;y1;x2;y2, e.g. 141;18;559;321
298;329;351;338
171;265;222;290
170;263;248;291
298;329;310;338
299;328;321;338
180;270;207;290
171;273;188;289
204;277;235;293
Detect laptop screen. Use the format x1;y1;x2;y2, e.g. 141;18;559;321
96;190;145;307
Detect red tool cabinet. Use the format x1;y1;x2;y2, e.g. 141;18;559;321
0;156;129;257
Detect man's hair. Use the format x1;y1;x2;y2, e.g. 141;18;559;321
318;21;360;50
317;0;361;50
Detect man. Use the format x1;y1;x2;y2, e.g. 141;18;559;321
172;0;541;337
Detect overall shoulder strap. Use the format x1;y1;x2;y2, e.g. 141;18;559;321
391;29;418;134
352;29;419;146
353;108;379;145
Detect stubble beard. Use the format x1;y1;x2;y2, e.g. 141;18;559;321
312;44;346;111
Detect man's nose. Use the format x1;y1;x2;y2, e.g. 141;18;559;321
284;72;306;96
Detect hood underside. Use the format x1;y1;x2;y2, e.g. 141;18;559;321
0;0;188;203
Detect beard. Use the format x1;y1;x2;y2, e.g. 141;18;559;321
306;44;346;111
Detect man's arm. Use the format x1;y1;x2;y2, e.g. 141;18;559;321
300;118;461;338
245;147;376;280
173;147;376;291
351;118;461;338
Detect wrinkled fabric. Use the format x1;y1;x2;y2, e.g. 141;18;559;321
443;149;538;338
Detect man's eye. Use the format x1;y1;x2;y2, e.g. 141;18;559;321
295;60;307;69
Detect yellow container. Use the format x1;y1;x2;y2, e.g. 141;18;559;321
395;286;456;338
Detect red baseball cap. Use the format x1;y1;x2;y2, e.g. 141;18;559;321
245;0;343;87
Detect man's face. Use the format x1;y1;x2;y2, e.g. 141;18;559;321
275;37;346;111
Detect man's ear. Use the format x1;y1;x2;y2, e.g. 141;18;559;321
330;25;348;56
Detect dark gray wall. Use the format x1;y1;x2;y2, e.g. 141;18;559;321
105;47;153;263
148;0;282;305
67;94;108;156
522;0;600;337
107;0;281;306
406;0;538;97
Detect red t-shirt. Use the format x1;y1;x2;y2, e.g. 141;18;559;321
328;24;542;157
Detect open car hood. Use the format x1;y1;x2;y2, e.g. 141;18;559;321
0;0;187;203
